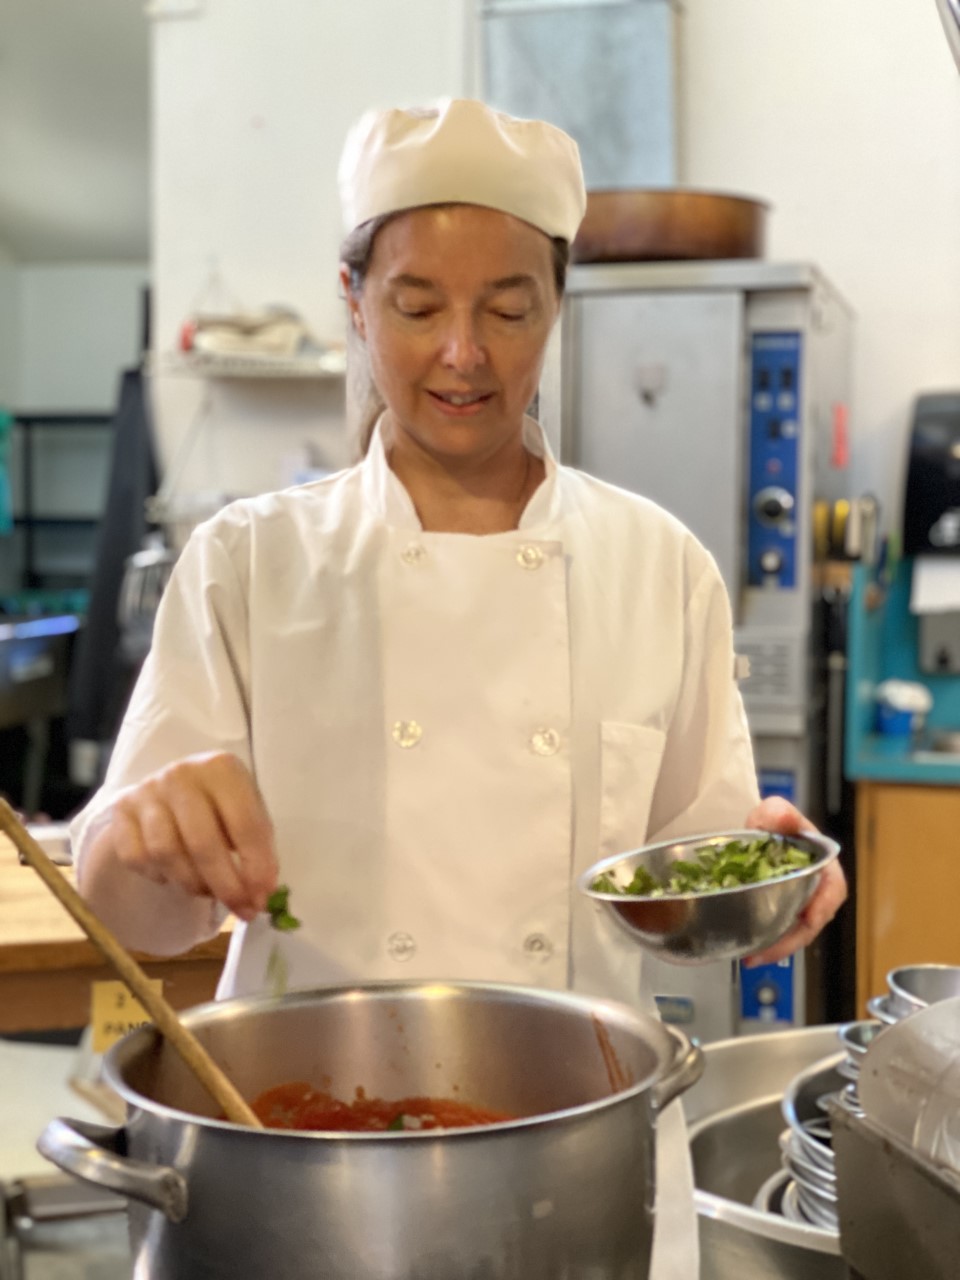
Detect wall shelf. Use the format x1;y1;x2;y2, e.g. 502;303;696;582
152;350;346;380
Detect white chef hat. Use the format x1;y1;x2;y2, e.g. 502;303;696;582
338;98;586;243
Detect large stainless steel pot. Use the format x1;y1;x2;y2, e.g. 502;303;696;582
38;981;702;1280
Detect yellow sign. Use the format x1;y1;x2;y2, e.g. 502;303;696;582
91;979;163;1055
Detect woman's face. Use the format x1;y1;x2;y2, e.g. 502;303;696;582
342;204;561;466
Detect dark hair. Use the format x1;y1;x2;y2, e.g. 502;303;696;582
340;208;570;298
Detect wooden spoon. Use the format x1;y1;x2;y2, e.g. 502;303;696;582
0;799;262;1129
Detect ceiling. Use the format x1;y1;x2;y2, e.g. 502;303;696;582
0;0;150;263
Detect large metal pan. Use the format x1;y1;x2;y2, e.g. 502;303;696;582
571;189;768;264
37;980;702;1280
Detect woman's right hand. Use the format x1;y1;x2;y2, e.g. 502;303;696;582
104;751;278;922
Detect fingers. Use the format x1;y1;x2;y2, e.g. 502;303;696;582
109;753;278;921
744;859;849;967
744;921;812;968
161;770;254;916
196;755;278;913
743;794;818;835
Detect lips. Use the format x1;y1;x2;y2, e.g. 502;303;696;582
428;390;493;407
426;389;496;417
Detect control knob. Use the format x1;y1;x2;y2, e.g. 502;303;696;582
754;486;795;525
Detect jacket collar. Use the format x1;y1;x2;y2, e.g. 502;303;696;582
360;414;562;531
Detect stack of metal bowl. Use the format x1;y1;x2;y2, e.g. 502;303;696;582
778;1055;845;1231
685;1025;847;1279
867;964;960;1025
834;1019;884;1114
772;965;960;1233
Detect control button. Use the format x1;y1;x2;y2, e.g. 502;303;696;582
781;420;798;438
760;550;783;576
766;458;782;475
777;392;795;412
392;720;423;748
754;486;795;525
757;982;778;1007
517;545;544;570
401;543;426;565
387;932;417;962
530;728;561;756
523;932;553;961
754;392;773;412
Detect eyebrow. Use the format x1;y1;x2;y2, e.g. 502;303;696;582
387;272;540;294
389;273;436;290
486;274;539;293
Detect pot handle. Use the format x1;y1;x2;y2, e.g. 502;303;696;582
652;1027;704;1112
37;1117;188;1223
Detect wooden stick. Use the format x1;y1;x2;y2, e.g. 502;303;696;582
0;800;262;1129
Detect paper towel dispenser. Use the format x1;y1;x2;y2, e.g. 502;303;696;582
903;394;960;674
903;392;960;556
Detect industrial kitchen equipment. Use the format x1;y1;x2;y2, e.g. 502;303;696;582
540;259;854;1040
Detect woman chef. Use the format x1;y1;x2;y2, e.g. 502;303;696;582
71;99;845;1278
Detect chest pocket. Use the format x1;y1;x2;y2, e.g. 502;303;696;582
599;721;668;859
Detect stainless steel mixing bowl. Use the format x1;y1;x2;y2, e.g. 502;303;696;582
579;829;840;964
837;1019;884;1059
886;964;960;1017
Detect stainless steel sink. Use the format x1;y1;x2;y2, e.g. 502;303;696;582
683;1024;849;1280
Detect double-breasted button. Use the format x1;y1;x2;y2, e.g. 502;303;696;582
516;544;544;570
392;720;423;748
530;727;561;757
401;542;426;565
523;933;553;961
387;932;417;962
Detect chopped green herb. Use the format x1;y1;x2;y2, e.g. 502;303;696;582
266;885;301;932
264;885;300;998
387;1113;407;1131
265;942;290;999
591;836;813;898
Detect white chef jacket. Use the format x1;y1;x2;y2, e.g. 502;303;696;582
72;415;759;1279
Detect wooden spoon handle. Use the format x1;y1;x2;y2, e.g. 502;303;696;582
0;800;262;1129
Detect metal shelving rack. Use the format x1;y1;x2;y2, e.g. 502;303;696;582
12;412;113;589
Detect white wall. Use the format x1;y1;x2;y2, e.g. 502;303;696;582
0;262;148;592
679;0;960;520
150;0;960;524
150;0;469;500
0;242;17;407
17;263;149;411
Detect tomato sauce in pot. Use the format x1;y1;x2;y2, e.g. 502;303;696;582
251;1082;513;1132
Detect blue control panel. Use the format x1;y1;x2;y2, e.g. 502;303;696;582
741;767;798;1024
747;333;803;589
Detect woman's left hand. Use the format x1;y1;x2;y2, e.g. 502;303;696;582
742;794;848;966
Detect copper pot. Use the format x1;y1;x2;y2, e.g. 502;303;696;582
572;189;769;264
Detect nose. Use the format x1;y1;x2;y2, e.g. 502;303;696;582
439;310;487;374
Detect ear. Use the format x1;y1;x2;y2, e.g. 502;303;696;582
339;264;366;339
